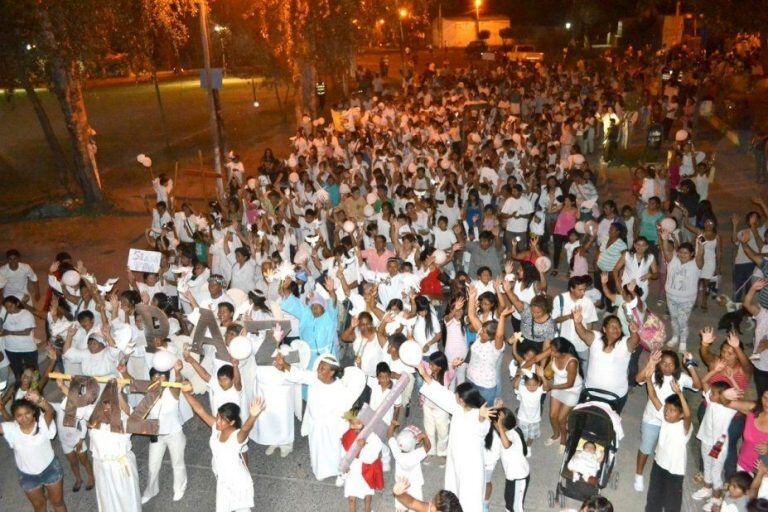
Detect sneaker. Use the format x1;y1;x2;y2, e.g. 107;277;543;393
544;436;559;446
265;445;277;456
665;336;679;348
692;487;713;501
633;474;644;492
678;343;687;353
172;491;185;502
335;475;346;487
141;495;153;505
280;446;293;458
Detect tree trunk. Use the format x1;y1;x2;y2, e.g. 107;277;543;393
39;10;105;205
211;88;228;164
293;56;317;124
761;33;768;76
18;71;76;197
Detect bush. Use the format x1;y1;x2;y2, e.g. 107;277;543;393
478;30;490;41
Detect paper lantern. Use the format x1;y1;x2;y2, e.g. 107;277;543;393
152;350;178;372
399;340;422;367
228;336;252;360
575;221;585;234
342;221;356;233
675;129;689;142
366;192;378;205
363;205;375;217
61;270;81;287
396;429;418;452
289;172;300;183
535;256;552;273
433;249;447;265
660;217;677;233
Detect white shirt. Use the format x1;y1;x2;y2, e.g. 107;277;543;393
665;256;701;302
148;388;184;436
2;416;57;474
516;381;544;424
498;429;530;480
433;228;457;251
413;313;441;356
1;308;36;352
388;438;426;487
697;390;737;448
466;340;503;388
63;346;120;378
655;418;691;475
0;263;37;300
552;293;598;352
585;333;632;398
502;196;533;233
368;379;402;426
641;373;695;425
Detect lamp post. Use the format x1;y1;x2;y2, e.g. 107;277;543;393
198;0;225;197
474;0;481;39
398;8;408;72
213;24;229;76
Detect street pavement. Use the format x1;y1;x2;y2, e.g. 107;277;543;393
1;116;764;511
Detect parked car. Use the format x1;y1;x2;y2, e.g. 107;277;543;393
506;44;544;62
465;40;488;57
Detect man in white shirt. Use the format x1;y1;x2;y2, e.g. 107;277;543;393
500;185;533;251
0;250;39;304
552;275;598;371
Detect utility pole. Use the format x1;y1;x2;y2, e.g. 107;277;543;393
198;0;225;198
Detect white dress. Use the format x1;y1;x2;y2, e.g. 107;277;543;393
250;365;295;446
210;427;254;512
89;417;141;512
621;252;655;299
699;237;718;279
420;380;488;512
352;332;386;377
550;357;583;407
285;369;358;480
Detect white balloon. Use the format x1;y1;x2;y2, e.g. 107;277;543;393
226;288;248;308
660;217;677;233
315;189;330;203
341;365;366;399
141;157;152;168
535;256;552;273
342;220;356;233
433;249;447;265
136;154;146;163
396;429;418;452
228;336;252;360
575;221;586;234
366;192;378;205
152;350;178;372
363;205;375;217
289;172;300;183
61;270;81;287
399;341;422;367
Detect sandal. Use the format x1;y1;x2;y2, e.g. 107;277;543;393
692;472;705;484
72;481;82;493
85;482;95;491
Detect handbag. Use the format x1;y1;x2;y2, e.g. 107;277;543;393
631;306;666;352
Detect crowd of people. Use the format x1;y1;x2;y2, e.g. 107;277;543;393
1;41;768;512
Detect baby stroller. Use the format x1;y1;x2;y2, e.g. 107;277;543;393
548;389;621;508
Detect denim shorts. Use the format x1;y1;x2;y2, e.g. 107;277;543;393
18;457;63;491
639;421;662;455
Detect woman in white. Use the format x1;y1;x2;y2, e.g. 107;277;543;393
416;363;494;512
251;345;297;458
681;214;721;311
573;308;640;413
660;234;704;351
409;295;442;358
62;325;120;381
85;384;142;512
546;337;584;450
141;365;188;504
184;389;265;512
0;295;38;381
1;390;67;512
274;353;359;481
340;312;386;377
613;236;658;300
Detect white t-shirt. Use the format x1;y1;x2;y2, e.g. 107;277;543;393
2;416;57;474
665;256;701;302
433;228;457;251
640;373;695;425
499;429;530;480
516;381;544;424
413;313;441;356
735;227;767;265
552;293;598;352
466;340;503;388
697;390;738;448
148;388;184;436
655;417;691;475
585;333;633;398
1;308;37;352
0;263;37;300
502;196;533;233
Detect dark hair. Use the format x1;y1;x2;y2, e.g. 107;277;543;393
218;302;235;315
3;295;21;308
149;368;171;381
217;402;242;429
551;337;583;378
375;362;391;376
600;314;623;344
428;352;449;385
730;471;752;493
520;261;539;288
77;310;95;323
11;399;41;434
580;495;614;512
664;393;683;412
414;295;435;338
529;294;552;314
477;291;499;311
217;365;235;380
386;298;404;312
388;333;407;352
568;274;592;290
654;350;681;387
248;290;270;313
234;246;250;260
6;249;20;258
455;382;485;408
748;498;768;512
433;490;462;512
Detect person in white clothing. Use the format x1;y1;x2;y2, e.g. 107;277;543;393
0;249;39;304
511;366;544;447
251;345;297;458
660;234;704;351
53;381;95;494
1;391;67;512
492;408;530;512
183;388;265;512
416;363;495;512
573;308;641;413
552;275;598;370
388;426;431;511
141;364;188;504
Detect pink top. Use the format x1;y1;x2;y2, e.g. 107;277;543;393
737;412;768;473
571;252;589;277
554;209;578;236
360;248;396;273
444;318;468;361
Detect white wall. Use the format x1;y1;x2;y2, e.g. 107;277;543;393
433;18;510;48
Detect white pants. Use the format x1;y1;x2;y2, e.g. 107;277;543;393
701;442;726;490
144;430;187;499
423;405;450;456
667;297;696;345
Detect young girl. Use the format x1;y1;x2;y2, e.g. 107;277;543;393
184;390;264;512
53;380;95;493
342;413;384;512
1;347;57;420
643;368;692;512
511;366;545;449
388;425;431;511
420;352;455;459
493;408;530;512
622;205;637;247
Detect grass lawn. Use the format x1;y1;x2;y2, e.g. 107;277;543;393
0;76;294;215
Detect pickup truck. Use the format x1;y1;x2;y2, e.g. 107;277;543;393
506;44;544;62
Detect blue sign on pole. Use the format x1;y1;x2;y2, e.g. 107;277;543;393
199;68;223;90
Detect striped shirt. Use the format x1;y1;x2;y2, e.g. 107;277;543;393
597;239;627;272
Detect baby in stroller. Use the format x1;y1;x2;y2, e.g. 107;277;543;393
567;440;603;483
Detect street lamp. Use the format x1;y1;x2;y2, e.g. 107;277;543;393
474;0;482;39
398;8;408;71
213;24;229;76
565;22;572;30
